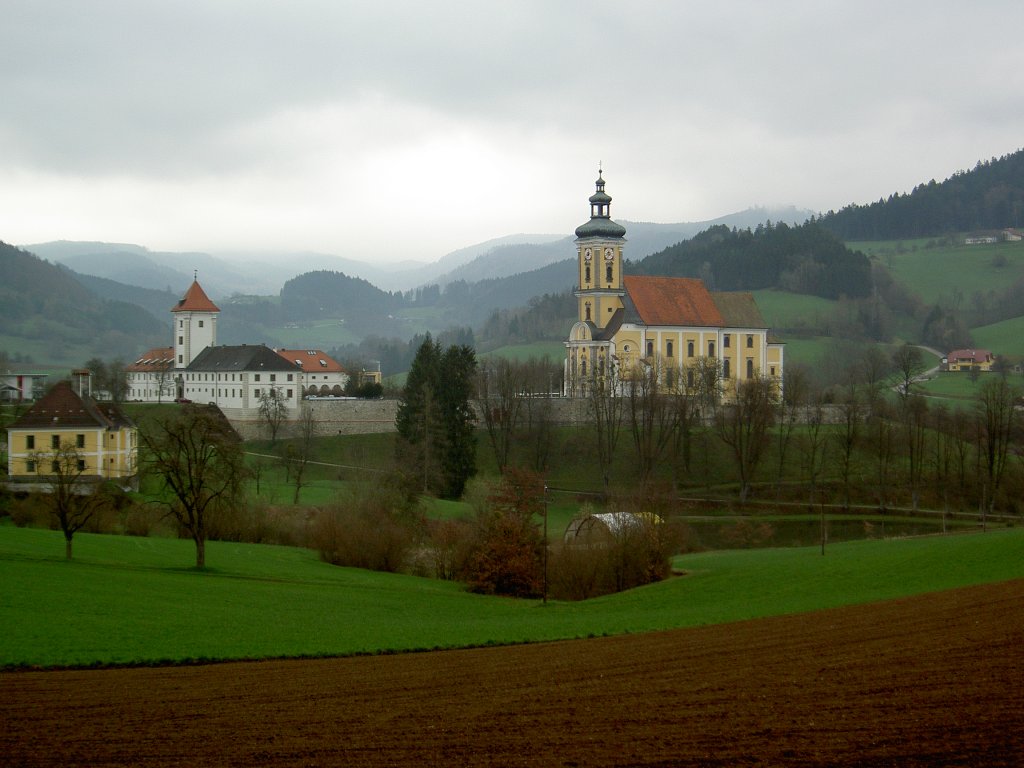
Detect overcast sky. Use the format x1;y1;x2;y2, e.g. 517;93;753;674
1;1;1021;264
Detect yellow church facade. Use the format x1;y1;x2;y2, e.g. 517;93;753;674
564;172;783;398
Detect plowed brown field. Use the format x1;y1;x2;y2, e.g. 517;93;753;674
3;579;1023;767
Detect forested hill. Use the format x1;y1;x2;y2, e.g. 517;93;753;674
0;241;166;359
817;148;1024;240
280;270;404;328
631;221;871;300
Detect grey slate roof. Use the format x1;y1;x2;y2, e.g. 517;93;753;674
186;345;302;373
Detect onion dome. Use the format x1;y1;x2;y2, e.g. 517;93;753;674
575;170;626;239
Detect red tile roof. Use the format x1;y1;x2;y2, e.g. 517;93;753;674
948;349;993;363
623;276;724;327
275;349;346;373
171;280;220;313
126;346;174;372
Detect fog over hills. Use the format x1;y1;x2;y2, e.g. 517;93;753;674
23;205;809;298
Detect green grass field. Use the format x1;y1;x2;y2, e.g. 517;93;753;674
972;316;1024;358
481;342;567;364
2;524;1021;668
750;290;837;330
852;239;1024;305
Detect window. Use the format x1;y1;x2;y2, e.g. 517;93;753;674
747;334;754;349
746;359;754;378
585;265;591;283
687;369;695;388
770;366;776;376
179;320;183;328
687;341;694;357
287;389;293;398
77;459;86;471
178;355;183;364
51;435;60;449
646;341;654;357
178;336;184;345
585;302;592;321
606;264;613;283
708;341;715;357
724;334;731;348
254;388;261;398
26;460;36;474
723;359;731;379
76;434;85;448
254;374;261;382
287;374;294;382
26;435;34;450
52;460;60;473
270;374;276;383
198;320;204;328
666;341;674;358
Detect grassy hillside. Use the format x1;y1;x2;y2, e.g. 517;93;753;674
971;316;1024;357
2;524;1021;668
853;239;1024;305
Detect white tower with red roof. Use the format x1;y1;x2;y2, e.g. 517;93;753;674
171;276;220;369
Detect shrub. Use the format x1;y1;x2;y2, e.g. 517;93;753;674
459;468;545;597
311;483;423;573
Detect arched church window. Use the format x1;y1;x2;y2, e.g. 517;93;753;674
666;341;674;358
606;264;613;283
581;359;587;377
585;302;592;321
585;265;591;283
687;341;694;357
708;341;715;357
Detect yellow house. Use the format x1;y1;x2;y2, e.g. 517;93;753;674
6;380;138;489
946;348;994;372
565;171;783;398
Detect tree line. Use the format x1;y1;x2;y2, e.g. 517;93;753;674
817;149;1024;240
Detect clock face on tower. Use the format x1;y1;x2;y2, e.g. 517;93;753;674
584;248;592;261
604;248;614;260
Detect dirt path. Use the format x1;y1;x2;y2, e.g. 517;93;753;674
3;579;1023;767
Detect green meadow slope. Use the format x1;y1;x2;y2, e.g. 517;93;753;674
2;525;1021;668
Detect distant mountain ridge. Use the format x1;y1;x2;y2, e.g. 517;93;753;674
21;205;811;299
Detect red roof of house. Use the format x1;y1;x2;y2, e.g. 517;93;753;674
274;349;346;373
126;346;174;372
623;276;725;327
948;348;993;362
171;280;220;313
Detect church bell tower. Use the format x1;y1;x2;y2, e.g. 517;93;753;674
574;169;626;329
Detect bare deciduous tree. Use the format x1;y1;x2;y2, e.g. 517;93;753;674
258;387;288;442
715;375;777;502
140;407;247;568
30;443;109;559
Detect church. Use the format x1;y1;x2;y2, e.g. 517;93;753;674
564;171;784;398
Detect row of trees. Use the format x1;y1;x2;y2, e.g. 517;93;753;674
818;149;1024;240
634;221;872;300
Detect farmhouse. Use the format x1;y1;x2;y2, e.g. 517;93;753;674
564;171;784;398
5;378;137;490
946;348;995;372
